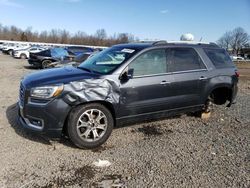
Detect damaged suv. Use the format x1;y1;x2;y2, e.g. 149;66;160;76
18;41;238;148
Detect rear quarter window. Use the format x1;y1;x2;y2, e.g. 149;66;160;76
204;48;234;68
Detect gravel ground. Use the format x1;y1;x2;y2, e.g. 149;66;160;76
0;54;249;188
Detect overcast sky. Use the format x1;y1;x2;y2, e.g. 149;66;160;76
0;0;249;42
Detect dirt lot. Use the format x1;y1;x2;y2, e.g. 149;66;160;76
0;53;249;188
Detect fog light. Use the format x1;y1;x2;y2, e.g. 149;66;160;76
29;119;42;127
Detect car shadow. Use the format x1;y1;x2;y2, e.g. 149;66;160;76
23;65;40;70
6;103;77;148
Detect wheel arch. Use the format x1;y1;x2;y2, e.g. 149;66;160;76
205;84;233;105
20;53;27;59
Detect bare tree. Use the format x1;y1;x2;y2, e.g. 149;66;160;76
95;29;107;40
60;29;70;44
0;23;137;46
230;27;249;55
217;31;232;50
39;31;48;43
217;27;249;55
20;32;28;41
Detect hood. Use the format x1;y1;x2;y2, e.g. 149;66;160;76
22;66;100;88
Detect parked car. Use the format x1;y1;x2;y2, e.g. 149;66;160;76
66;46;94;56
230;55;245;60
51;51;99;68
18;41;238;149
0;42;5;51
0;43;8;51
28;47;75;68
2;43;30;55
2;43;16;54
13;46;45;59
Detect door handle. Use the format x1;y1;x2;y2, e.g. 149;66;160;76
199;76;208;80
160;80;171;85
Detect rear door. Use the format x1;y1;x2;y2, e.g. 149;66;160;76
167;47;208;108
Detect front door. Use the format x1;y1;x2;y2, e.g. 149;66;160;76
117;48;173;117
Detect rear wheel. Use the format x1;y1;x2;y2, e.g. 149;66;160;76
67;103;114;149
42;60;52;69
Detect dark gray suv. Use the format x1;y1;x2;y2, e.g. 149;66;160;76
18;41;238;148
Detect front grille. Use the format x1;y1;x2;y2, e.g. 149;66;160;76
19;83;25;107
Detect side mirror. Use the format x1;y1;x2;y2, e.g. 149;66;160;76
120;68;134;81
127;68;134;79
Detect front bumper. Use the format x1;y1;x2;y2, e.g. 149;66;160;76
18;97;72;138
2;50;9;54
28;59;42;67
13;53;20;58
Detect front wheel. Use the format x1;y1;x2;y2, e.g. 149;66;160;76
67;103;114;149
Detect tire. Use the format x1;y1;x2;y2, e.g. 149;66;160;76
67;103;114;149
42;60;52;69
20;53;27;59
8;50;13;56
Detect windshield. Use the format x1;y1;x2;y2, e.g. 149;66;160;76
78;47;137;74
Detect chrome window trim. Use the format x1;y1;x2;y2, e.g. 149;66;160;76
132;68;208;78
133;72;172;78
171;68;208;74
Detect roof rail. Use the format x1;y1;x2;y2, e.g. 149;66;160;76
152;40;168;45
137;40;219;47
164;41;220;47
168;41;210;44
209;42;219;47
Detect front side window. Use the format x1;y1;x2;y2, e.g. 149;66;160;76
29;48;37;51
168;48;205;72
129;49;167;76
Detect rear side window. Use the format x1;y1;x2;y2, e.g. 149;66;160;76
204;48;234;68
168;48;206;72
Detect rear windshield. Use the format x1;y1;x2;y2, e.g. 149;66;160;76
204;48;234;68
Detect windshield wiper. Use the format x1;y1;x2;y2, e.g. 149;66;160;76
77;66;92;73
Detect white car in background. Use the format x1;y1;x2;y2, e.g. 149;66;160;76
13;46;45;59
230;55;245;61
0;42;5;50
2;43;30;55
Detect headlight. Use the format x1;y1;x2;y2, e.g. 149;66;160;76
30;84;64;99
